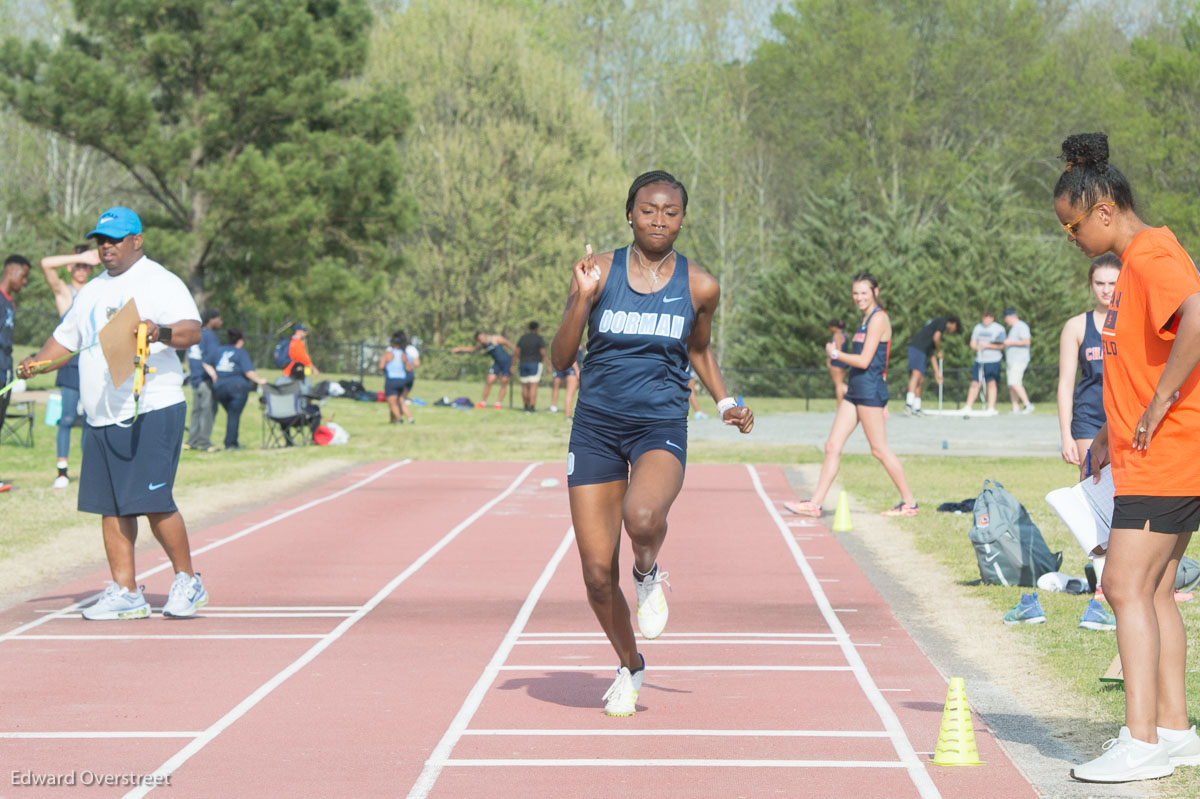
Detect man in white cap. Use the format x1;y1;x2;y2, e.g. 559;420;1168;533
19;206;211;619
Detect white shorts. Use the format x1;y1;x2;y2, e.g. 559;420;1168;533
1006;360;1028;387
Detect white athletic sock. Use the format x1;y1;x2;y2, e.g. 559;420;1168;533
1093;555;1105;586
1157;726;1193;740
906;391;916;406
913;397;922;411
56;458;68;469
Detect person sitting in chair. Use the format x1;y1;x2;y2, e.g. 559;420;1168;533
271;364;321;445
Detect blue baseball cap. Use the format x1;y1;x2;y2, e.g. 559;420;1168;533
293;322;308;331
86;206;142;239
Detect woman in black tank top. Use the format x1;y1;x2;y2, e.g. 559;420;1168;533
549;171;754;717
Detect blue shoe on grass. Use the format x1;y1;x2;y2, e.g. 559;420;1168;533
1079;598;1116;631
1003;592;1046;625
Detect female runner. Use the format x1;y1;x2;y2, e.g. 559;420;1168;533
784;273;918;517
551;170;754;717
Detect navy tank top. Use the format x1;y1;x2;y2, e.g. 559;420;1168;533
1074;310;1105;427
846;307;889;399
578;247;695;420
482;340;511;371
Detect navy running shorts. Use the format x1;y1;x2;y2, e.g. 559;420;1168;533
567;403;687;487
553;366;577;379
972;361;1001;384
518;362;543;383
906;346;928;375
1112;495;1200;534
384;377;407;396
78;403;185;517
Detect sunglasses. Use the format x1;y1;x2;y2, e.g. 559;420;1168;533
1062;201;1108;237
93;235;128;245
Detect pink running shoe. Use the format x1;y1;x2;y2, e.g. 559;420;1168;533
881;501;919;517
784;499;822;517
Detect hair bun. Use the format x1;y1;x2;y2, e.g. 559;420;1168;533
1060;133;1109;170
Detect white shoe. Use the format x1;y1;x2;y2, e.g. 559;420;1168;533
1022;404;1035;414
163;572;209;618
634;566;670;639
1160;726;1200;766
603;656;645;717
1072;727;1174;783
549;405;558;413
52;475;69;489
82;583;150;620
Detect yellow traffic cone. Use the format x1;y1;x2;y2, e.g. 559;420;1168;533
930;677;984;766
831;490;852;531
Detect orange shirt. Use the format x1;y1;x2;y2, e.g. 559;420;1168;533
1104;226;1200;495
286;337;313;374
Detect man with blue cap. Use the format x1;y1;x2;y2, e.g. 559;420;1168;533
19;206;212;620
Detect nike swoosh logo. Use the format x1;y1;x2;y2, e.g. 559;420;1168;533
665;440;683;451
663;296;683;303
148;482;167;491
983;551;1001;563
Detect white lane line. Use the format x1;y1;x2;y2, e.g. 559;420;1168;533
462;729;889;738
2;462;411;643
408;526;575;798
35;606;363;613
747;465;941;799
444;758;906;768
0;732;200;739
513;640;842;646
12;634;326;641
124;463;542;799
518;631;836;638
151;613;354;619
497;665;852;672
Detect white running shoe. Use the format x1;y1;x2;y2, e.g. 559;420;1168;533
549;405;558;413
1160;726;1200;766
634;566;670;639
1072;727;1174;783
52;475;69;490
162;572;209;618
602;657;646;717
81;583;150;620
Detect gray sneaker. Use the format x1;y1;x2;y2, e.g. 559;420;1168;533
1072;727;1173;783
82;582;150;620
162;572;208;618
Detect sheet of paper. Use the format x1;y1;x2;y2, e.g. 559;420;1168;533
99;298;139;388
1044;464;1113;557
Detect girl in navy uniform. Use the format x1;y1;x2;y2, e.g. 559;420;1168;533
1057;255;1121;467
785;273;918;518
208;328;267;450
379;331;413;424
452;332;514;409
552;171;754;717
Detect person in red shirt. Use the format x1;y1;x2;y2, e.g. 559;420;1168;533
1056;133;1200;783
285;323;319;378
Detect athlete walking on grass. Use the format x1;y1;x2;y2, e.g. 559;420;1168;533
552;170;753;717
1054;133;1200;783
785;273;918;518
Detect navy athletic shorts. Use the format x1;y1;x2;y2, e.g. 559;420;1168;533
567;403;687;487
906;346;928;375
972;361;1001;384
78;403;185;517
384;377;407;396
553;366;576;379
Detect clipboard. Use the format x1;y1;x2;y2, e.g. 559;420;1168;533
99;298;139;388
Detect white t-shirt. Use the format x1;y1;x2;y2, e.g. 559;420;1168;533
971;321;1006;364
53;256;200;426
405;344;420;372
1005;320;1031;365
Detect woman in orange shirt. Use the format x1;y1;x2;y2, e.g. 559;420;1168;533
1055;133;1200;783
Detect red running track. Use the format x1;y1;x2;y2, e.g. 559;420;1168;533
0;461;1039;798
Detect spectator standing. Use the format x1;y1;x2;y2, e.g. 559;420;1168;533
452;332;514;409
827;319;848;403
378;330;413;424
550;346;582;418
1004;308;1035;414
516;321;551;413
904;315;960;414
208;328;266;450
185;309;221;452
284;323;318;378
40;245;97;487
402;331;420;404
18;206;209;619
962;310;1006;413
0;255;32;494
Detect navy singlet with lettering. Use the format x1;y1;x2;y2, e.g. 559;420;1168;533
844;306;889;407
577;247;696;420
1072;310;1106;438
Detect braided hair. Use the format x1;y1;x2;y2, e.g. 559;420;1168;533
1054;133;1135;211
625;170;689;217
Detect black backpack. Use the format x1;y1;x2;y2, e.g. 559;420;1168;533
968;480;1063;587
273;337;291;368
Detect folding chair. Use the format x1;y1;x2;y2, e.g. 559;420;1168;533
1;400;35;448
261;383;313;448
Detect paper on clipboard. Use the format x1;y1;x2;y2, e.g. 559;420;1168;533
1045;464;1114;558
98;298;139;388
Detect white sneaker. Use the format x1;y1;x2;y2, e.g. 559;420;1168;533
162;572;209;618
1022;404;1036;414
1160;726;1200;766
602;657;645;717
634;566;670;639
81;583;150;620
1072;727;1174;783
52;475;69;490
549;405;558;413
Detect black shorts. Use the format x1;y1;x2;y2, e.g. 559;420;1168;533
567;403;686;487
78;403;185;517
1112;495;1200;534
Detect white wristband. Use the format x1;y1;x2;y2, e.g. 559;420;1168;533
716;397;737;417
